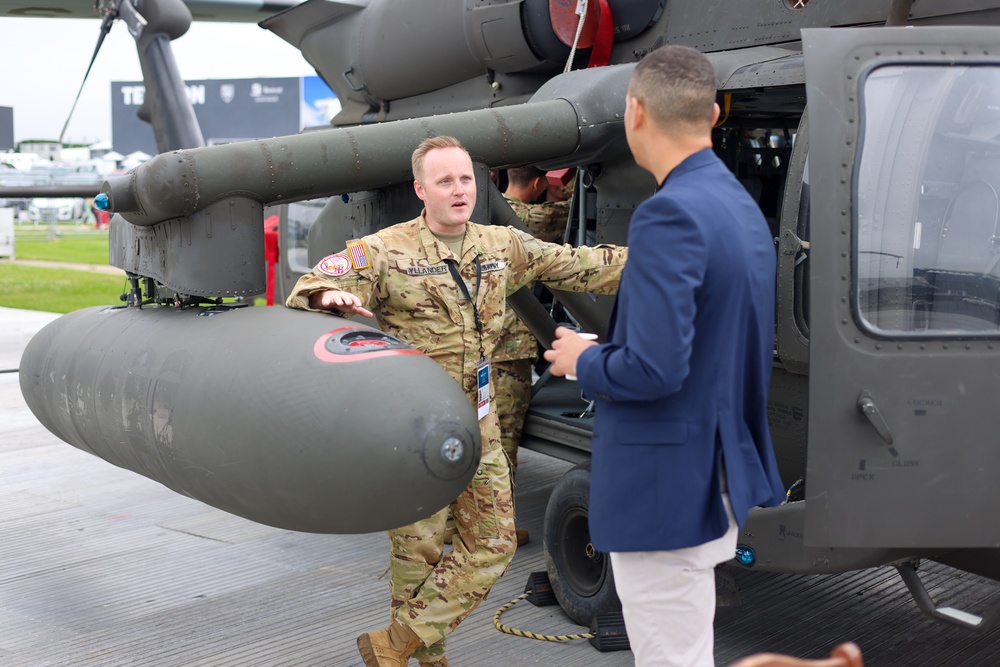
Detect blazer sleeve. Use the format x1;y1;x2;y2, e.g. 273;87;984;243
576;194;707;401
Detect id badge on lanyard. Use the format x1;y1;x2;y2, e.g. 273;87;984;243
446;257;489;421
477;358;490;421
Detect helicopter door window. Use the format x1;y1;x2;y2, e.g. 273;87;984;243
286;199;325;274
855;64;1000;337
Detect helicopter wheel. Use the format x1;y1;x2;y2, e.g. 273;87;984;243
543;461;621;626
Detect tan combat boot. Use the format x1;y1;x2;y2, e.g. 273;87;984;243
515;527;530;546
357;620;422;667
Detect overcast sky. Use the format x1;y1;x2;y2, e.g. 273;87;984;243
0;17;316;145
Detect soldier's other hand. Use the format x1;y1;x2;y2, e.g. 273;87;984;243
313;290;374;318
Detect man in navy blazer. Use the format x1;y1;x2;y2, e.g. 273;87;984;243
545;45;785;666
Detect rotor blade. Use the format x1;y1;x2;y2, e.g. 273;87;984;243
58;11;116;145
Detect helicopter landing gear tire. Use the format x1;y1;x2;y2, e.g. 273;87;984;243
543;461;621;626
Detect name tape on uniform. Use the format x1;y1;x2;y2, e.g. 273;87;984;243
406;265;449;276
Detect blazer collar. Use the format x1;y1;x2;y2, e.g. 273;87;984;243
660;148;716;189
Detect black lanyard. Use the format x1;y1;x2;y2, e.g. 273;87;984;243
445;256;484;358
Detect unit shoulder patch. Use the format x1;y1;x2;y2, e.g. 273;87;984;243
318;254;352;277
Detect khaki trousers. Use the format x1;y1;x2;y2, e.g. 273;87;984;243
610;495;738;667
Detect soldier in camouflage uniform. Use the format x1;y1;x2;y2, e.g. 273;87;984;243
496;167;573;547
286;137;626;667
503;166;571;244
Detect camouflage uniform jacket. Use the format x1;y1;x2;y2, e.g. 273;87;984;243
497;194;572;363
502;194;570;244
285;212;627;436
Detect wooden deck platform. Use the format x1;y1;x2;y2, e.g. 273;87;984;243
3;306;1000;666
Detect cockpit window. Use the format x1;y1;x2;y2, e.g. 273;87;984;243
855;64;1000;337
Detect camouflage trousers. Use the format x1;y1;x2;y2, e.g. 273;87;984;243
389;442;517;661
492;359;532;476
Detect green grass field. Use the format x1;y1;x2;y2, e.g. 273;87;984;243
2;226;266;313
1;226;123;313
13;225;111;265
0;263;125;313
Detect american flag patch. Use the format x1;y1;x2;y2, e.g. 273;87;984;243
347;240;370;270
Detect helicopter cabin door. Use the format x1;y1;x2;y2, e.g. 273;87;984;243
804;27;1000;548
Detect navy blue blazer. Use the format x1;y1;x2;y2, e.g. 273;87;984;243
576;148;785;553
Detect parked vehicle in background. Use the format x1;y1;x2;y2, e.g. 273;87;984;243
0;197;29;212
27;197;87;223
0;161;102;222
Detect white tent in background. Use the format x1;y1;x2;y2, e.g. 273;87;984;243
121;151;152;170
88;141;114;159
97;151;125;176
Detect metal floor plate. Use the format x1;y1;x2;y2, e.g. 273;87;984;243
4;307;1000;666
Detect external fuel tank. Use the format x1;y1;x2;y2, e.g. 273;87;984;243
19;304;480;534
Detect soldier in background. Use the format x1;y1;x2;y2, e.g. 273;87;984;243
496;167;573;546
503;166;571;243
286;137;626;667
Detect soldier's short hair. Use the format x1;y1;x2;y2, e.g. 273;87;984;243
629;45;716;135
412;136;467;181
507;166;546;188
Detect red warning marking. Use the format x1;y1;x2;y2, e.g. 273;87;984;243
312;327;422;363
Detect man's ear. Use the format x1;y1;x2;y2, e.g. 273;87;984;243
413;179;426;202
711;102;721;127
628;95;646;132
531;175;547;199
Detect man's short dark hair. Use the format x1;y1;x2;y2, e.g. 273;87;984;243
507;165;545;188
629;45;717;135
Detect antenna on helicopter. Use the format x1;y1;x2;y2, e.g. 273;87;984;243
58;2;124;145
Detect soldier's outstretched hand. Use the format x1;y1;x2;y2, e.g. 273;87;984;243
311;289;374;318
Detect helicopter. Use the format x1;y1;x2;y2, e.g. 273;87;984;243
13;0;1000;640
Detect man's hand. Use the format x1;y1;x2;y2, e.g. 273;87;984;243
544;327;599;378
310;290;374;318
